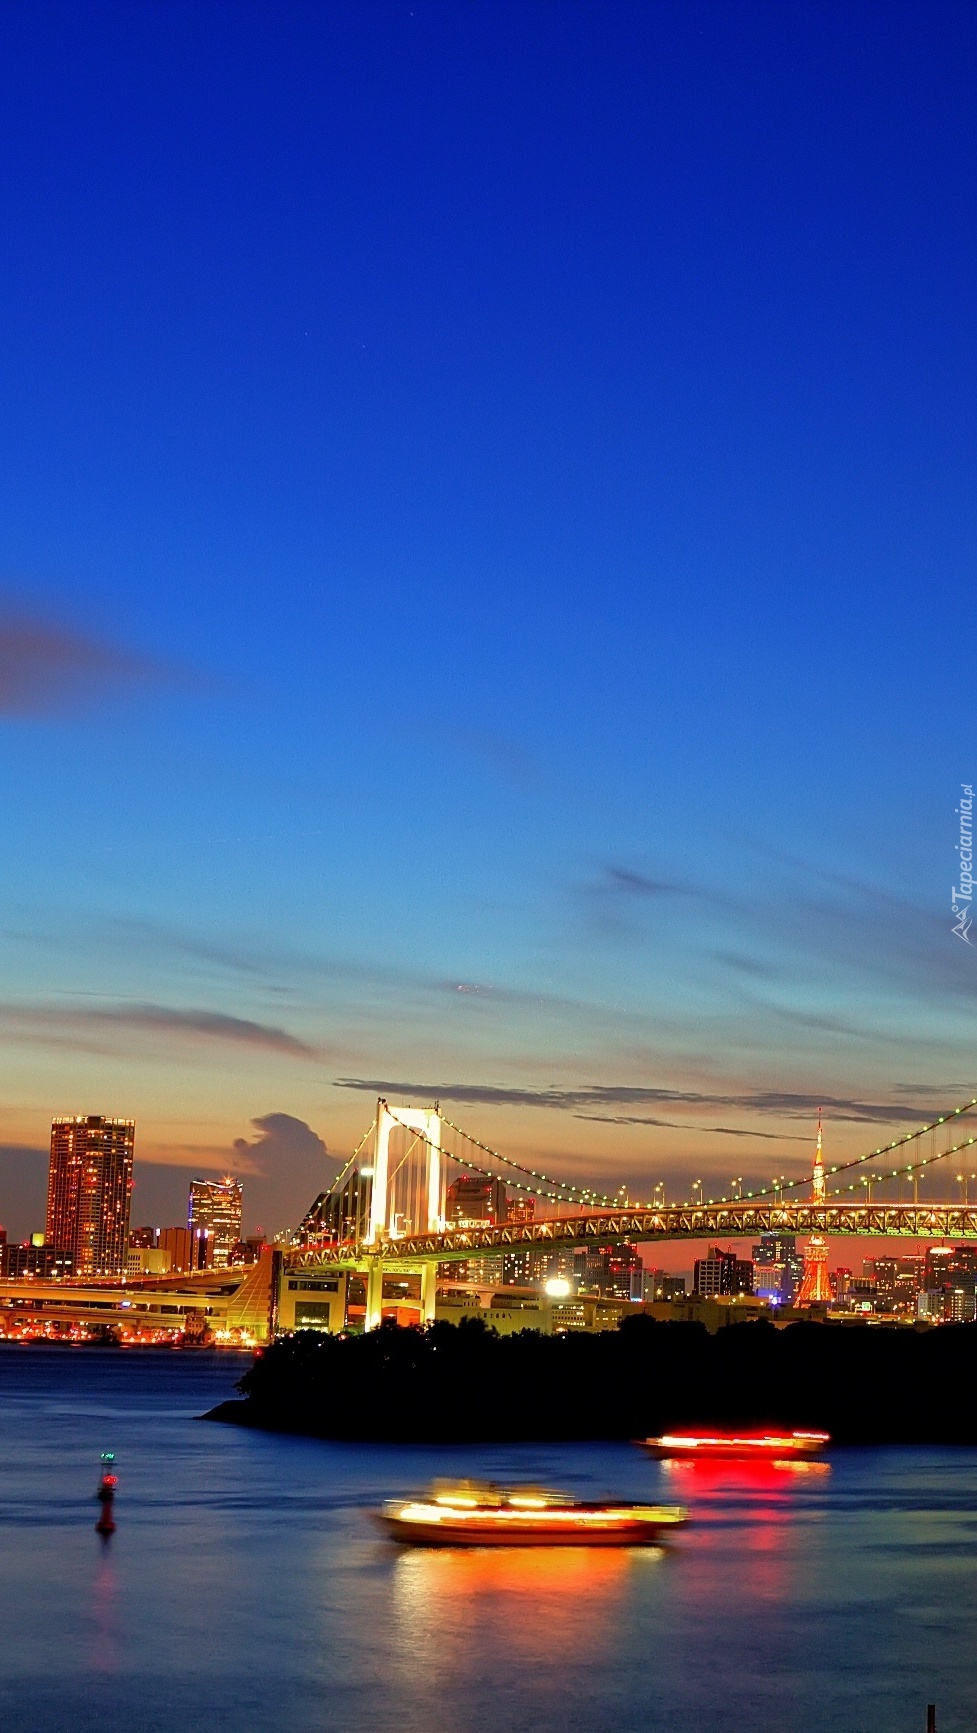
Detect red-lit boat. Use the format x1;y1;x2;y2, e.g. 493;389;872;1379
644;1429;829;1461
376;1480;688;1546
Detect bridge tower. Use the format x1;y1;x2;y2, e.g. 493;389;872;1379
366;1099;445;1244
797;1114;832;1304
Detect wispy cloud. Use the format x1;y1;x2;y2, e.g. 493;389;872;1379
333;1077;942;1127
0;607;181;716
582;1114;810;1141
0;1001;317;1058
601;866;697;899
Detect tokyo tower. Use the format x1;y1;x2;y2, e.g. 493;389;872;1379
796;1114;832;1304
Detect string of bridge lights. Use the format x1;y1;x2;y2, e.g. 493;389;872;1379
437;1112;618;1206
389;1110;615;1208
326;1096;977;1221
698;1097;977;1209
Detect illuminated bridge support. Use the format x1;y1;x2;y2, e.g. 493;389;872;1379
365;1261;385;1332
420;1260;437;1324
367;1100;443;1244
362;1258;439;1330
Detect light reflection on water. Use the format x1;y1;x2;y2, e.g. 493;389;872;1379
1;1346;976;1733
392;1541;643;1666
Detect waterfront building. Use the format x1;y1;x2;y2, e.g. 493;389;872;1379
5;1240;74;1279
188;1177;243;1268
158;1225;212;1272
126;1245;173;1276
46;1116;134;1277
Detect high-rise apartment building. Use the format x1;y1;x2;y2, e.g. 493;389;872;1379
46;1116;135;1276
188;1176;243;1268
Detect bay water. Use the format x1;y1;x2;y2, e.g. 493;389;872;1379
1;1345;975;1733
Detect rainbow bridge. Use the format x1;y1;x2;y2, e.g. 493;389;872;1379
288;1094;977;1328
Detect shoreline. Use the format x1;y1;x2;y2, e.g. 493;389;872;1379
205;1313;977;1446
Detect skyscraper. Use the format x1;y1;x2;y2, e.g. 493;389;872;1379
46;1116;135;1277
188;1176;243;1268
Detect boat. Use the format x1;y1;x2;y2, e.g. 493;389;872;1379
643;1428;829;1461
375;1479;688;1546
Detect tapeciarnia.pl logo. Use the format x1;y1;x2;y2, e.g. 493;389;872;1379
952;782;974;945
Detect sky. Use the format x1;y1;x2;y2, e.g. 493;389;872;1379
0;0;974;1244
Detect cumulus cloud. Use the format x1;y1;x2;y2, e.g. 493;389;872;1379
0;1144;48;1240
231;1113;331;1235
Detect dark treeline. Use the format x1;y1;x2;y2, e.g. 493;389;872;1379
206;1315;977;1444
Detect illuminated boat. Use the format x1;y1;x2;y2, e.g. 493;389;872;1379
376;1480;688;1546
644;1429;829;1461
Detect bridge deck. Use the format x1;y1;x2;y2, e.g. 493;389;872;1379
291;1202;977;1270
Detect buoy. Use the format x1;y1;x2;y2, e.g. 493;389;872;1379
95;1451;117;1537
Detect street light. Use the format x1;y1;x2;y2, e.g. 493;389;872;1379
732;1176;743;1201
692;1179;703;1209
653;1182;665;1209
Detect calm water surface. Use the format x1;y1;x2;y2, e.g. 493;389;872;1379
1;1345;975;1733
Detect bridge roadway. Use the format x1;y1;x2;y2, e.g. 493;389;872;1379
291;1200;977;1272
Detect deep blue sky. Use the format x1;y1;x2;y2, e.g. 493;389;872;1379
0;1;974;1236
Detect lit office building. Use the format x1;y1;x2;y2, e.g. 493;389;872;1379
863;1257;924;1314
576;1242;644;1301
694;1246;753;1298
46;1116;135;1277
643;1268;686;1301
752;1232;804;1303
188;1176;243;1268
445;1175;507;1225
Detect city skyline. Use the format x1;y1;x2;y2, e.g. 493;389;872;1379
0;3;974;1240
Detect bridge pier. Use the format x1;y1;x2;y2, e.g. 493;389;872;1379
365;1261;384;1331
420;1259;437;1325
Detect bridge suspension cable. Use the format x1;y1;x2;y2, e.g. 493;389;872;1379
318;1092;977;1239
709;1096;977;1207
386;1109;616;1209
436;1112;618;1206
